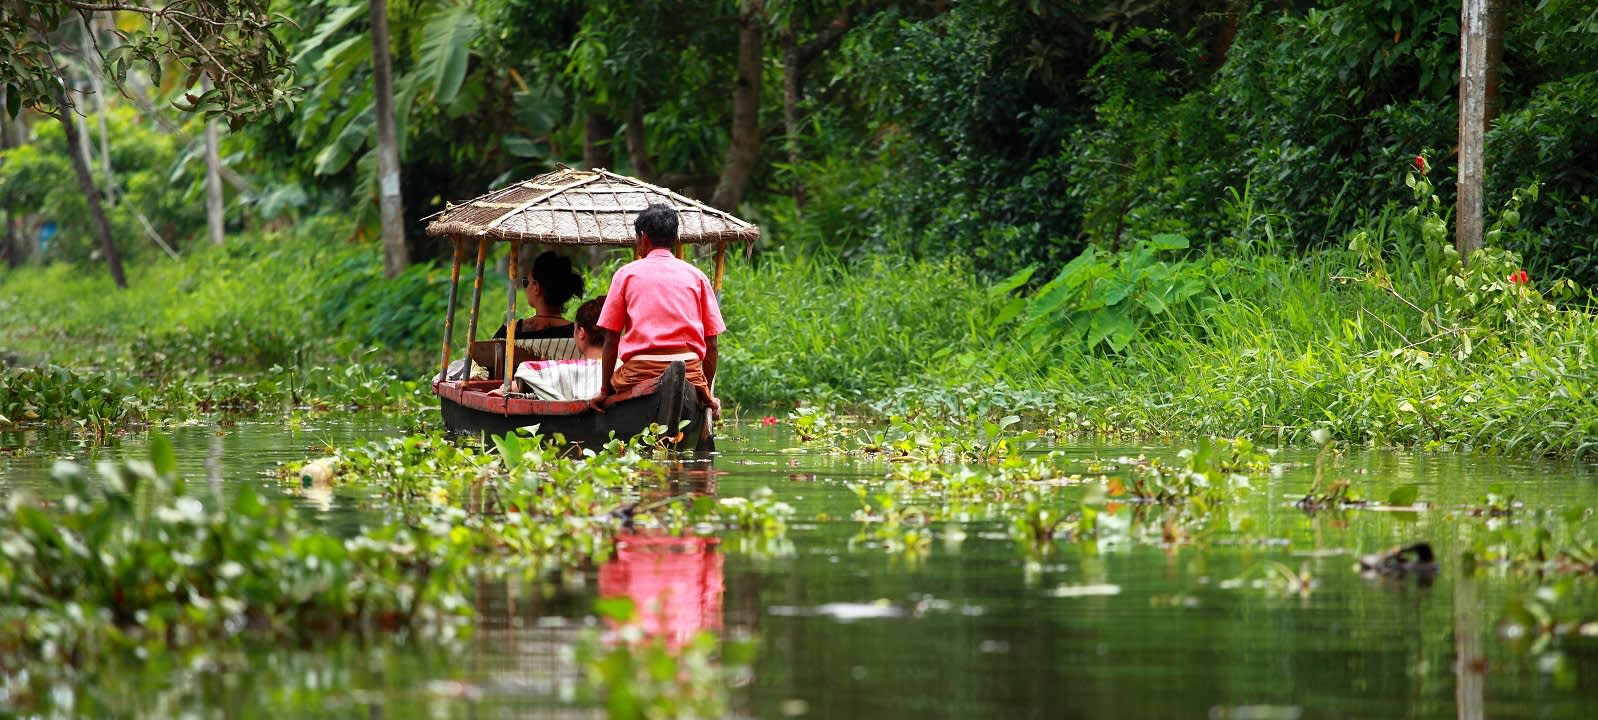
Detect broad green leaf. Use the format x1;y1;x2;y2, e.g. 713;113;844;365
293;4;366;67
313;105;374;176
502;135;546;159
1138;290;1168;315
1086;309;1134;350
594;596;636;621
1148;233;1190;251
417;3;481;106
311;34;371;88
150;433;177;477
1099;277;1136;307
1387;485;1420;507
988;265;1036;298
994;296;1026;326
1107;322;1138;352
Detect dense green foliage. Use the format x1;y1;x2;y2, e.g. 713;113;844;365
6;0;1596;282
6;159;1598;459
0;233;446;426
0;107;204;264
730;163;1598;459
4;0;1598;461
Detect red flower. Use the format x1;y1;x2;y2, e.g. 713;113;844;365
1509;269;1529;285
761;416;778;426
1414;155;1428;174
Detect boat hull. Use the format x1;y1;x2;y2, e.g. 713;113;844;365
435;361;705;449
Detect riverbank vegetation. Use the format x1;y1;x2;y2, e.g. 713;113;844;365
5;0;1598;457
8;164;1596;458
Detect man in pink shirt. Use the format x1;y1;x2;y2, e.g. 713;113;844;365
594;204;725;414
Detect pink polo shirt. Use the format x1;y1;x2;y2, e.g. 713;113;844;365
597;249;726;361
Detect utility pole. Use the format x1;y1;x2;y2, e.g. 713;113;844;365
1456;0;1487;266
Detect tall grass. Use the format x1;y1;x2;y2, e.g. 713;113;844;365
5;210;1596;459
0;226;453;373
717;251;1020;404
719;228;1598;458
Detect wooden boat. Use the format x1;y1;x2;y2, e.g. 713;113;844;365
423;168;759;449
436;360;703;447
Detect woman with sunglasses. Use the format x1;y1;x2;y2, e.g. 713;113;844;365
493;250;584;343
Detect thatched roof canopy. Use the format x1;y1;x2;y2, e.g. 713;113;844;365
424;168;759;246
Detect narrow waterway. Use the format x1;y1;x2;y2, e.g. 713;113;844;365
2;417;1595;718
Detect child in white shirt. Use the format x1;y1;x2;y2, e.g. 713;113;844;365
511;295;606;400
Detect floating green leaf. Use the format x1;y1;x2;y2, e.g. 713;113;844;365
1387;485;1420;507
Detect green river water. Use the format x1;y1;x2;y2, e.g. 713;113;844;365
2;416;1596;718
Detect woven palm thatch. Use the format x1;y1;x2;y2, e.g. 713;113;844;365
424;168;759;246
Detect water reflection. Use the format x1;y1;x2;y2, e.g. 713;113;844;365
602;460;728;646
600;533;725;647
3;420;1598;718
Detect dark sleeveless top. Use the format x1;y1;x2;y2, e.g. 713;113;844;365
492;319;573;340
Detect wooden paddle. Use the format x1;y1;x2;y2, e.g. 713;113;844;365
696;406;716;453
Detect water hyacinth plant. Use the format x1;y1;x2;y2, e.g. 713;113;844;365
286;428;796;574
0;436;473;669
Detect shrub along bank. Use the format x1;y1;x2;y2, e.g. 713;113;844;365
4;178;1597;458
0;228;450;425
723;172;1598;459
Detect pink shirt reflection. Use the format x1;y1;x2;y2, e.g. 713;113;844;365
598;533;724;647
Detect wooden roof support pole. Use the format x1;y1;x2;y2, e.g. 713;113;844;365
465;237;490;347
713;242;727;292
504;239;520;393
440;237;464;383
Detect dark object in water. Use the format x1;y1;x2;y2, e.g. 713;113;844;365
1358;542;1439;577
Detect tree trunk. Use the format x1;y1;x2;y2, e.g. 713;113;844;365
57;100;127;288
1457;0;1487;265
1211;5;1240;69
1;211;15;269
371;0;410;278
81;15;117;205
711;0;765;212
624;102;657;182
1;88;16;268
583;110;615;170
779;24;805;210
1484;0;1505;130
204;75;226;245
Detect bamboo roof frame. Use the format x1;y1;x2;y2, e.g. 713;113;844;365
424;168;760;246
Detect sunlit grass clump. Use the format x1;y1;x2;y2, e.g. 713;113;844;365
728;174;1598;458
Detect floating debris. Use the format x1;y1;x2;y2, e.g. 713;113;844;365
1358;542;1438;577
1045;583;1122;598
769;601;908;621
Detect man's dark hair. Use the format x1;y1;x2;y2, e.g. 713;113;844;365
574;295;607;344
634;204;679;249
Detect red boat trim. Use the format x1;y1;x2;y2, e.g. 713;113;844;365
433;377;663;417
